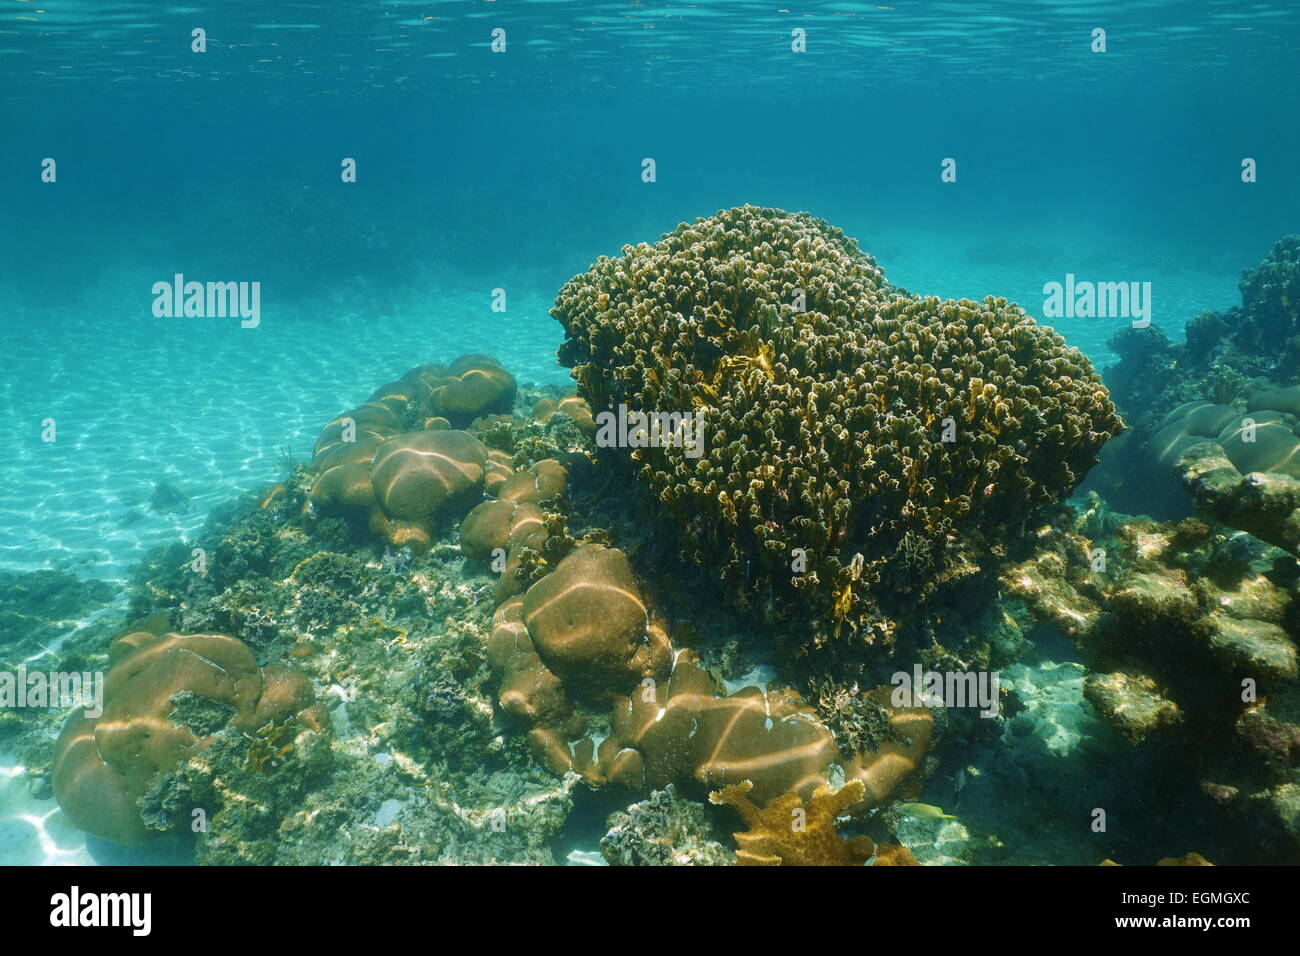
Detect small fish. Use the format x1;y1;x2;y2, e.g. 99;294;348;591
896;802;958;821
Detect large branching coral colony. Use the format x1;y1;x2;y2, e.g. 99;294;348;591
34;206;1300;864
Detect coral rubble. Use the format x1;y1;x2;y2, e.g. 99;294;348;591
599;785;733;866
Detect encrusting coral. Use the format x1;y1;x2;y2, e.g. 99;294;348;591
52;618;325;846
552;204;1120;650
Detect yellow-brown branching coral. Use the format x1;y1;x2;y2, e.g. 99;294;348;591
551;205;1121;640
709;778;875;866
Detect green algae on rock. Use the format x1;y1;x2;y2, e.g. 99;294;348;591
551;204;1121;646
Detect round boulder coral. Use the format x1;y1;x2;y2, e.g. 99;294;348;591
402;354;517;428
311;429;489;552
521;543;651;693
497;458;568;504
459;498;544;561
52;628;323;846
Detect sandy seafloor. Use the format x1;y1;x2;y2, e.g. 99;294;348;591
0;226;1242;865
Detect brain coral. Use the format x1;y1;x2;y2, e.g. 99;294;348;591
53;625;324;846
552;205;1121;639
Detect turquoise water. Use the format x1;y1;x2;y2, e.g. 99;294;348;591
1;2;1298;866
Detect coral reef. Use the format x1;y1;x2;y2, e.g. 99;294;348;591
552;204;1120;660
0;569;119;661
599;785;733;865
1095;237;1300;517
22;342;953;865
449;417;937;817
52;619;325;846
40;273;1299;865
56;453;586;863
1003;508;1300;860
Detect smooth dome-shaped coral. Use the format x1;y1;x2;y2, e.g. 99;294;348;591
310;428;489;552
521;543;652;692
52;627;323;846
532;395;597;436
497;458;568;504
400;354;517;428
459;498;544;561
370;430;488;543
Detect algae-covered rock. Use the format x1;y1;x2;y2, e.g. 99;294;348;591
1178;439;1300;557
1004;509;1300;860
0;570;119;660
1083;671;1183;745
